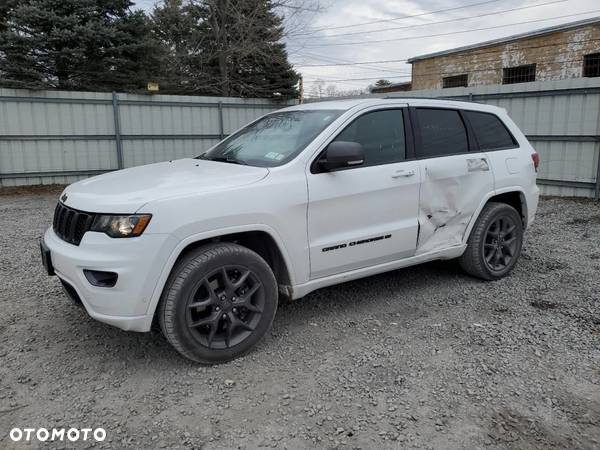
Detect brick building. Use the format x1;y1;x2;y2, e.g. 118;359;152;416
408;17;600;90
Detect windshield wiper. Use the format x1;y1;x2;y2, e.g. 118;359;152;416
198;154;247;165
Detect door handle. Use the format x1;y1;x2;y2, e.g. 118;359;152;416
391;169;416;178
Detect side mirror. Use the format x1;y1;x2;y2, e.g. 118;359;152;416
319;141;365;171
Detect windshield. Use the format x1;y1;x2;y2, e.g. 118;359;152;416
198;110;342;167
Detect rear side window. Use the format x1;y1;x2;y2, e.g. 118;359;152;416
334;109;405;167
465;111;517;150
415;108;468;158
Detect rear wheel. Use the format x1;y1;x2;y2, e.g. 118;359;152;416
158;243;278;364
459;202;523;280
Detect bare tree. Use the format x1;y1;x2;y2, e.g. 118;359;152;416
272;0;327;38
308;78;325;98
325;83;337;97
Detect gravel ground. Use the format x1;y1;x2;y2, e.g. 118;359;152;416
0;187;599;449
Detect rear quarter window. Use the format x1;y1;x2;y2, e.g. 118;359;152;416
415;108;469;158
464;111;518;150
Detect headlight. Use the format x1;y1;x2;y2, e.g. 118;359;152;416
91;214;152;238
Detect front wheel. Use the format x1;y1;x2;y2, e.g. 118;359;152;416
459;202;524;280
158;243;278;364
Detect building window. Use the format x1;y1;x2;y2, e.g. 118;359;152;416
442;74;468;88
502;64;536;84
583;53;600;77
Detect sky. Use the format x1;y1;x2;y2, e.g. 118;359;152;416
135;0;600;95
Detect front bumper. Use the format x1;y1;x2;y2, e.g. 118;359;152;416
42;227;176;332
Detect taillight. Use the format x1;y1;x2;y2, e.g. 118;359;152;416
531;152;540;171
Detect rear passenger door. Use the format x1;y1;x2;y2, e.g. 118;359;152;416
461;110;522;193
411;107;494;254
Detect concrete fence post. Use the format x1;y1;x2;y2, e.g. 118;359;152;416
112;92;124;169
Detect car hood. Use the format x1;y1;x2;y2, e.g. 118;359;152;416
61;158;269;213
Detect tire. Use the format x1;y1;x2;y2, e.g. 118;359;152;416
459;202;523;280
158;242;278;364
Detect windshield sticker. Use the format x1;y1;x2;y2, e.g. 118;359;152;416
265;152;285;161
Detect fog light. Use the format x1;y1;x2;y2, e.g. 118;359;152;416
84;270;118;288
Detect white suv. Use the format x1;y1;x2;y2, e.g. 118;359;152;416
41;98;540;363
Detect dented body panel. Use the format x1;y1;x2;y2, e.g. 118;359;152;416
415;152;494;254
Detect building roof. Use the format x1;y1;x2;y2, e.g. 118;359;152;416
408;16;600;63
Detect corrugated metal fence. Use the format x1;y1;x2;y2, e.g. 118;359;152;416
2;79;600;198
313;77;600;199
0;88;295;187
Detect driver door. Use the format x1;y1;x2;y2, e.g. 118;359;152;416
306;106;421;279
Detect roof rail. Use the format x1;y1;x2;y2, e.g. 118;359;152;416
383;95;476;103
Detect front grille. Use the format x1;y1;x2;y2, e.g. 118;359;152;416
53;203;95;245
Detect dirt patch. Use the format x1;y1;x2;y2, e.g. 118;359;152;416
536;258;569;274
530;300;560;310
0;184;65;197
566;215;600;225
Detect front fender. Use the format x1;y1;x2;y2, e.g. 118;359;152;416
140;223;296;331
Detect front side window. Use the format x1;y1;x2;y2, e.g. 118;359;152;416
415;108;468;158
332;109;405;167
465;111;517;150
199;110;342;167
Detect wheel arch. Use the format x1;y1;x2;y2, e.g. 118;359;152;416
488;190;527;228
143;225;295;331
463;187;528;244
172;230;293;287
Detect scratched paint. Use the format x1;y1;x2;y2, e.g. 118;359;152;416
416;155;493;254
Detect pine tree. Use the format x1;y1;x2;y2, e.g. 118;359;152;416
151;0;299;98
0;0;43;88
228;0;299;98
199;0;299;98
0;0;162;92
0;0;18;34
1;0;301;97
151;0;211;93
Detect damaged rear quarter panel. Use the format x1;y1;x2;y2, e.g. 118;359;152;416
416;153;495;254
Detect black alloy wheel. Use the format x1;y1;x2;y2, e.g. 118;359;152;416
482;215;519;273
459;202;523;280
186;266;264;349
158;243;278;364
